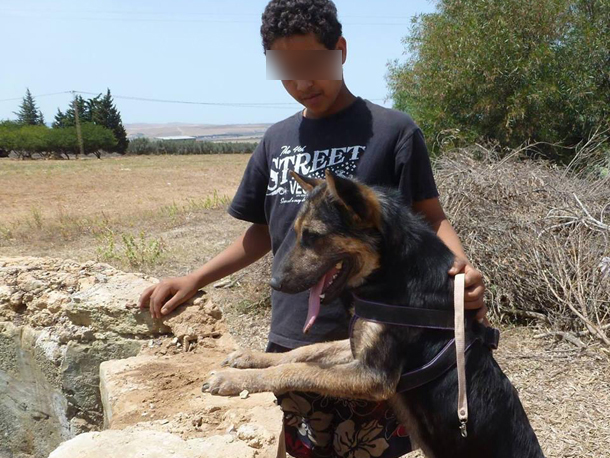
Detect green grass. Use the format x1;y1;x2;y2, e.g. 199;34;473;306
233;294;271;315
95;229;166;269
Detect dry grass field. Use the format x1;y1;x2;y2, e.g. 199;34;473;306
1;154;246;222
1;154;609;457
0;155;252;278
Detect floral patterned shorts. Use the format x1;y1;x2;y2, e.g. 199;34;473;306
267;342;413;458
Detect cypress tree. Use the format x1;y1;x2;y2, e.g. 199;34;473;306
51;90;129;154
53;109;67;128
59;95;90;126
14;88;44;125
93;89;128;154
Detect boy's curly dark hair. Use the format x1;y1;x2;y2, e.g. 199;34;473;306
261;0;342;52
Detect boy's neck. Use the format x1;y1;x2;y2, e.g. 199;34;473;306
302;83;357;119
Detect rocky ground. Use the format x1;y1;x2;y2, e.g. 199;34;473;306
0;256;281;458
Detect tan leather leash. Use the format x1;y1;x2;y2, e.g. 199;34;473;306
454;272;468;438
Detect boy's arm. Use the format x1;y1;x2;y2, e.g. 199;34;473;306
412;197;487;320
138;223;271;319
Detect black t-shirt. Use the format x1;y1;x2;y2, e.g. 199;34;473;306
228;97;439;348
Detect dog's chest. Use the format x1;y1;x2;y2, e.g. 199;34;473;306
349;319;385;358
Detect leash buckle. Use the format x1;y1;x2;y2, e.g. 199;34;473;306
459;419;468;438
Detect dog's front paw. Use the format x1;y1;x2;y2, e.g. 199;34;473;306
221;349;269;369
202;370;249;396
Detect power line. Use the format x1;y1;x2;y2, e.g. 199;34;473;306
0;90;300;108
0;7;416;21
0;91;73;103
71;91;302;109
0;10;412;26
1;90;389;109
4;17;412;26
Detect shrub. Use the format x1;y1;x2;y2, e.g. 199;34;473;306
0;122;117;159
387;0;610;161
436;146;610;345
126;138;258;155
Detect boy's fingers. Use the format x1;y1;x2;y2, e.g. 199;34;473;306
149;285;170;319
448;258;467;275
476;306;490;325
464;284;485;301
138;286;154;310
464;269;483;288
464;296;485;310
160;292;186;316
149;293;157;319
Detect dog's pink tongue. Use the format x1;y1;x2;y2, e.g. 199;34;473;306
304;274;326;334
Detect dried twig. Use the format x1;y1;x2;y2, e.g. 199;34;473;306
436;145;610;347
534;331;587;348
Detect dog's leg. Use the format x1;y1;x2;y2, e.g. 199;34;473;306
204;359;397;401
222;339;353;369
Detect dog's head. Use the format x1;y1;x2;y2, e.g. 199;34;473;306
270;169;383;332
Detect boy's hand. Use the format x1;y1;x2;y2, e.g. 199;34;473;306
448;259;489;324
138;275;200;319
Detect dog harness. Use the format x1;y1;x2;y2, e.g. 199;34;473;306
349;274;500;438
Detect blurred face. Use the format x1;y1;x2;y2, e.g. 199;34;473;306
268;32;347;117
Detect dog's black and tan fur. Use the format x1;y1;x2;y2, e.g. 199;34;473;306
203;170;545;458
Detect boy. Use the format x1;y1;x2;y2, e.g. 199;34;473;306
139;1;486;456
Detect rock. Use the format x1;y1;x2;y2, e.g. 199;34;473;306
69;417;95;435
203;300;223;320
163;298;223;341
0;256;165;336
97;349;282;457
0;256;279;458
0;256;227;458
48;430;259;458
237;423;275;449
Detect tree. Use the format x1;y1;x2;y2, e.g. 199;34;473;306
0;120;117;159
47;126;78;159
14;88;45;126
0;121;21;157
11;125;49;159
387;0;610;160
53;108;68;128
91;89;129;153
80;123;118;158
53;95;91;128
53;90;129;153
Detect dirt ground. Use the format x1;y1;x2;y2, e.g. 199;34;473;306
115;325;610;458
0;154;248;222
104;338;283;450
2;154;609;457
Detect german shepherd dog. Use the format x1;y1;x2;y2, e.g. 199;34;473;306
203;170;545;458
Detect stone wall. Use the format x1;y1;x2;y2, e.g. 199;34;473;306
0;257;168;457
0;257;280;458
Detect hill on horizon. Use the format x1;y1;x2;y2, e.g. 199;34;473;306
125;122;272;142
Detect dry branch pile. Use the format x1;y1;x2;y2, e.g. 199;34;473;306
436;147;610;346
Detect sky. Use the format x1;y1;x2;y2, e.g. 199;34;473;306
0;0;436;125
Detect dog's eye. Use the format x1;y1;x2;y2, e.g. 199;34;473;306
301;228;322;246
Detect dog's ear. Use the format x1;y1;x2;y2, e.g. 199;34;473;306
290;171;323;193
325;169;381;228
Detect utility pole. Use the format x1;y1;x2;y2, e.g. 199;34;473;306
71;91;85;157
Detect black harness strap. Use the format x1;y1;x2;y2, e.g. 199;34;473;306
352;295;455;330
395;326;499;392
396;338;462;392
351;294;500;393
